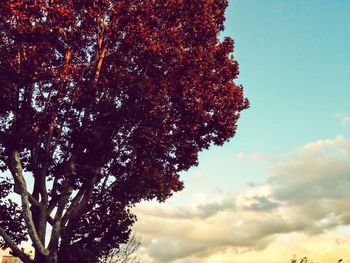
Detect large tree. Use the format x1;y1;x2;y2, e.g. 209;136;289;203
0;1;249;263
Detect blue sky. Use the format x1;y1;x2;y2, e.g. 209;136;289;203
177;0;350;195
226;0;350;151
133;1;350;262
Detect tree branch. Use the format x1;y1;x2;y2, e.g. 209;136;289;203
16;180;54;225
62;181;95;227
47;161;75;253
0;226;33;263
92;43;107;87
61;187;86;226
8;151;49;256
47;175;60;214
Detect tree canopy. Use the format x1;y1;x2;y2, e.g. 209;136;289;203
0;1;249;263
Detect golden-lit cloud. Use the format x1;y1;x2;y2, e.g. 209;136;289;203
132;136;350;263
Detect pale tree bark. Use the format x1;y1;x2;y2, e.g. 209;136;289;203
3;152;77;263
8;151;49;258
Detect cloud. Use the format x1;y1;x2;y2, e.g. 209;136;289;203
243;196;280;211
206;229;350;263
132;136;350;263
147;238;203;262
270;136;350;203
235;152;275;162
133;192;236;220
335;112;350;126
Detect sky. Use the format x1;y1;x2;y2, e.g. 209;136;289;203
132;1;350;263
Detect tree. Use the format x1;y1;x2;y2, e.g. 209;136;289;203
0;1;249;263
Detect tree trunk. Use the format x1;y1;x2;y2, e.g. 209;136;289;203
57;247;71;263
33;251;57;263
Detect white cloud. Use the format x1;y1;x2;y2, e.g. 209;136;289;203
335;112;350;126
132;136;350;263
235;152;275;162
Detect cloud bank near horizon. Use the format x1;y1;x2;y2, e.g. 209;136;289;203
132;135;350;263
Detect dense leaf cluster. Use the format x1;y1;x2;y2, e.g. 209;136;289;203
0;178;28;248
